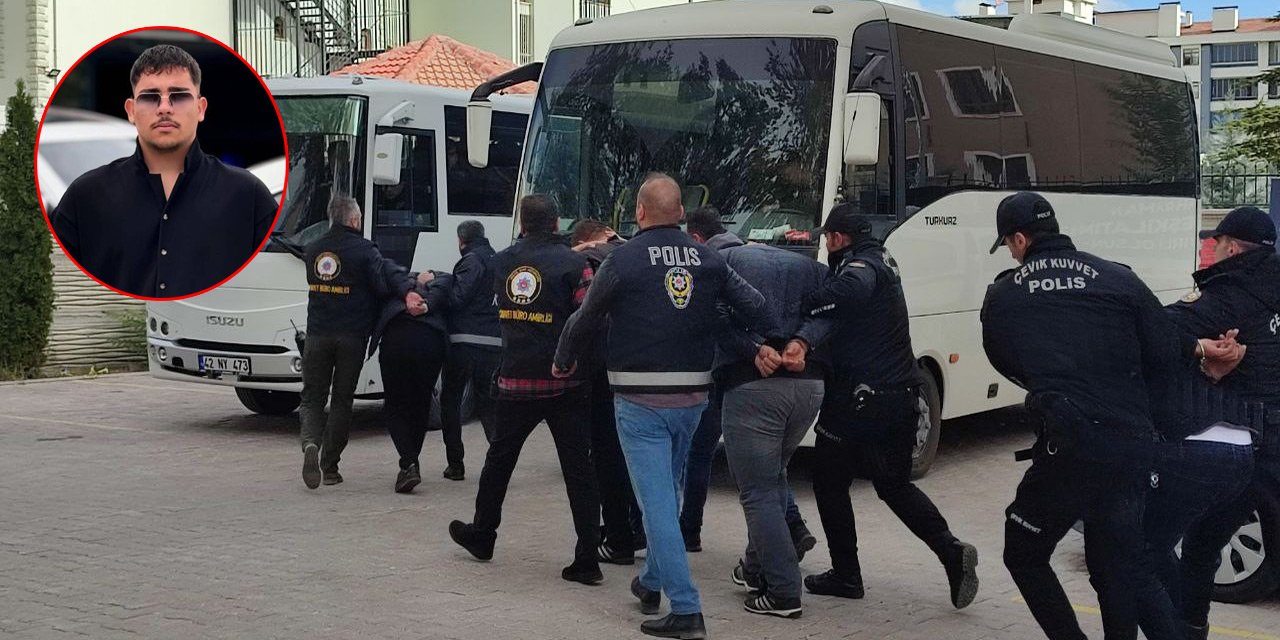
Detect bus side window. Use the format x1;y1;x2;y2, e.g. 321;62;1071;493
444;106;529;217
373;129;437;267
841;101;894;232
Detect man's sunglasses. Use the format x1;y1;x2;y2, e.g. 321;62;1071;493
134;91;196;109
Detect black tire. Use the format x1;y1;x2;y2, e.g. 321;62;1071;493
427;377;476;430
1212;489;1280;604
910;365;943;480
235;387;301;416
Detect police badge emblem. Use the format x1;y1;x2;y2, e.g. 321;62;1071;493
314;252;341;281
1180;290;1201;303
507;266;542;305
665;267;693;309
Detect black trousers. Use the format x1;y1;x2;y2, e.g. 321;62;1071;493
378;317;447;471
439;343;500;464
589;371;642;549
473;386;601;561
812;408;957;580
1003;449;1182;640
299;333;367;473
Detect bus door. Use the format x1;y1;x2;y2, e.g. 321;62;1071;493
371;126;438;270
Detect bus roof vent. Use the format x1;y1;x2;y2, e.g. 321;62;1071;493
574;18;593;26
1004;14;1176;67
812;5;834;13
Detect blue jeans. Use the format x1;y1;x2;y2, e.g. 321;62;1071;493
615;396;707;615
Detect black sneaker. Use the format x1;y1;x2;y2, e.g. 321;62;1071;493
302;444;320;489
804;569;865;599
789;519;817;562
598;541;636;565
731;560;764;594
682;528;702;553
448;520;495;561
442;463;465;481
943;541;979;609
639;613;705;639
744;593;803;619
631;576;660;615
562;559;603;585
321;470;343;485
395;464;421;494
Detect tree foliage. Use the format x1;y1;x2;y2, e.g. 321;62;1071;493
0;81;55;376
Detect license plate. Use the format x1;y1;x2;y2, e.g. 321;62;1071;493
199;355;251;375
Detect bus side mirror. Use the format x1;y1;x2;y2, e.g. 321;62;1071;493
843;93;881;166
372;133;404;186
467;100;493;169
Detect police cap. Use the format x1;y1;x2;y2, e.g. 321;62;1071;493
818;202;874;237
1198;206;1276;248
990;192;1056;254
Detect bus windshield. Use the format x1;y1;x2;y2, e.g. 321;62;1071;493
521;37;836;249
267;96;368;253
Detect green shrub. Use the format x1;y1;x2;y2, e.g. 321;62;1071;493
0;81;55;377
108;309;148;357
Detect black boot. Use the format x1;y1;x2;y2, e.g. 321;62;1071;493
448;520;495;561
631;576;660;614
640;613;706;639
561;558;603;585
804;569;865;599
942;540;979;609
442;462;465;481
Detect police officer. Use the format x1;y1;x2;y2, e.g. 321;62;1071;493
555;173;772;639
448;195;603;587
438;220;502;480
980;192;1238;640
802;203;979;611
1167;207;1279;640
299;196;419;489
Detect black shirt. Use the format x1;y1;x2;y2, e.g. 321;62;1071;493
52;139;277;298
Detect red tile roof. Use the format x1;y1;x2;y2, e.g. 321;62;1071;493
332;34;536;94
1181;17;1280;35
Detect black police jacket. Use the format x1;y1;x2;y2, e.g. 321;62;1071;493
303;225;413;339
804;238;922;389
981;234;1198;444
555;225;772;394
1154;248;1280;439
368;272;451;359
444;238;501;349
493;232;591;384
51;139;277;297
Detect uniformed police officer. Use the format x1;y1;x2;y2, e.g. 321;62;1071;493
980;191;1240;640
299;196;420;489
438;220;503;480
1166;206;1279;640
448;194;603;587
555;173;773;640
801;203;979;611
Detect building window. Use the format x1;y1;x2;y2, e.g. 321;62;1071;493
1182;46;1200;67
1271;42;1280;66
1210;78;1258;101
273;16;286;40
1210;42;1258;67
1171;45;1181;67
517;1;533;64
938;67;1020;117
361;28;372;51
1270;81;1280;99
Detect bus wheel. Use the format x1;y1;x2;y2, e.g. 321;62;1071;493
910;367;943;480
427;378;476;430
1212;491;1280;604
235;388;301;416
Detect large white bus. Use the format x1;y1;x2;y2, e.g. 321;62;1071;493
146;76;532;415
466;0;1200;475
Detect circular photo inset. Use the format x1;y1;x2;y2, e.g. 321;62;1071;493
37;27;287;300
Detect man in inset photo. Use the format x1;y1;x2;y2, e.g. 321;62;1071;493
51;44;278;298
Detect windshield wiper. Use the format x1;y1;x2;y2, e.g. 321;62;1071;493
268;231;305;259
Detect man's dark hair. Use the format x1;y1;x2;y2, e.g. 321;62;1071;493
130;45;202;91
570;219;610;245
1016;218;1060;244
685;206;726;239
457;220;486;244
519;194;558;234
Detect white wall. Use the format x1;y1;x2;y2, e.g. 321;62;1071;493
408;0;514;60
51;0;233;76
611;0;707;13
532;0;574;61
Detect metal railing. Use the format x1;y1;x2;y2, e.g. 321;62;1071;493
1201;173;1277;208
233;0;409;78
579;0;610;19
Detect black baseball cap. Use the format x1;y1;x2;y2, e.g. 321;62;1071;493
990;192;1056;254
817;202;874;236
1198;206;1276;248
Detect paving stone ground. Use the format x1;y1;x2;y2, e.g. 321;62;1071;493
1;373;1277;639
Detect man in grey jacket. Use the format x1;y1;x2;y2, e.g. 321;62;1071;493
685;207;832;618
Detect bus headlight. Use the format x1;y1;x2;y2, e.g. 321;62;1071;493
157;347;168;362
291;357;303;373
